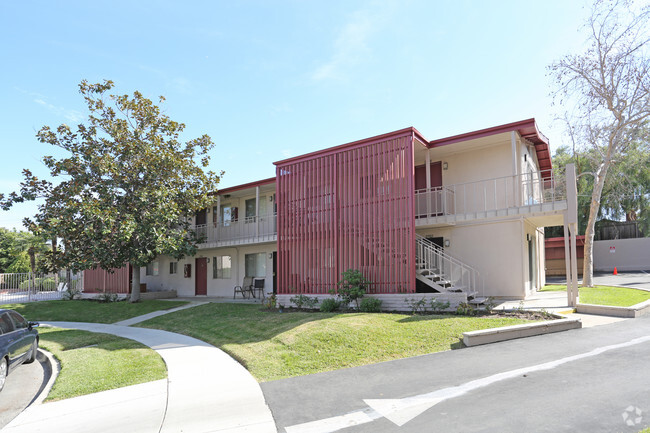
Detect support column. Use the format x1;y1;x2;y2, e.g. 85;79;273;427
511;131;520;207
425;150;431;216
255;186;260;238
565;163;579;307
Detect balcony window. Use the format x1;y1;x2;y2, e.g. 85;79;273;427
213;256;232;279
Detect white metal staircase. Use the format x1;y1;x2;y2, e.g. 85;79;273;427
415;234;484;300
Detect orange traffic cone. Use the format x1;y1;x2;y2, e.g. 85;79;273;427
613;267;618;275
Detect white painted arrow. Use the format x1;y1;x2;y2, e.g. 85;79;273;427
285;334;650;432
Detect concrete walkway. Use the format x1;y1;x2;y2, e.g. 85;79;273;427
4;316;277;432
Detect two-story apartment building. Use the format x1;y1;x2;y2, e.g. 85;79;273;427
136;118;577;305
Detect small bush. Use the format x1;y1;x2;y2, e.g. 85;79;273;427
96;292;121;303
359;297;382;313
61;287;82;301
19;277;57;291
319;298;341;312
430;298;451;313
263;294;277;310
334;269;369;310
456;302;477;316
289;294;319;310
405;297;428;315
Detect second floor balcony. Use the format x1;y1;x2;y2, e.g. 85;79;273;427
192;213;277;247
414;169;568;227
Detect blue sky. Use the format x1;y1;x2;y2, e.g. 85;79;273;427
0;0;590;230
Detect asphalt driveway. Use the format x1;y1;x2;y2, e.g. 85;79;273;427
548;271;650;290
0;351;51;429
262;316;650;432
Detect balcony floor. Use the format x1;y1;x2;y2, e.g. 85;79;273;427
415;200;568;228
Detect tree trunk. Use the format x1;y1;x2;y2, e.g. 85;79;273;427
130;265;141;303
582;163;610;287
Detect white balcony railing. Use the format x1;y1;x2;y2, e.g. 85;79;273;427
193;213;277;245
414;169;566;220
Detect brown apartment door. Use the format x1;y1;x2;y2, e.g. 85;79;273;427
195;258;207;296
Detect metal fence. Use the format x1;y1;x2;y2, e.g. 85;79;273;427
0;271;83;304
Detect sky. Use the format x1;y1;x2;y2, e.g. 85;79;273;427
0;0;592;231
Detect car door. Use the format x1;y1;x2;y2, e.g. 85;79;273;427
7;312;32;362
0;313;22;369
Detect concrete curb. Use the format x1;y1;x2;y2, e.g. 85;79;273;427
463;318;582;347
31;348;59;406
576;299;650;318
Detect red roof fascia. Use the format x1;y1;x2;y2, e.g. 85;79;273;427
213;177;276;195
428;118;553;172
274;127;428;166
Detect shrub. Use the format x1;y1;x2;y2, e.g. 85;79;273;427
61;287;82;301
334;269;369;310
289;294;319;310
456;302;477;316
96;292;121;303
19;277;56;291
430;298;451;313
405;297;428;315
263;294;277;310
319;298;341;312
359;297;382;313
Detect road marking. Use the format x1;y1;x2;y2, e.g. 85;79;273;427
285;335;650;432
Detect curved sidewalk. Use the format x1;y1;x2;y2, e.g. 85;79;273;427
3;322;277;433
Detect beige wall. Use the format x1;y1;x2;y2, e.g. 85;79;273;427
418;219;530;298
435;141;512;186
141;243;276;297
594;238;650;271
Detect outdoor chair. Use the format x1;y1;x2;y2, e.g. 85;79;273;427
251;278;265;299
233;277;253;299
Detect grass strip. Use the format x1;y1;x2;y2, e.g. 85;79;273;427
540;285;650;307
39;326;166;401
139;303;533;382
1;299;188;323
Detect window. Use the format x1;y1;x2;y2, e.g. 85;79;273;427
146;261;159;276
8;311;27;329
245;198;256;220
169;262;178;275
245;252;266;277
213;256;232;279
0;313;14;334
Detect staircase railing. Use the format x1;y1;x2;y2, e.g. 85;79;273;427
415;234;483;297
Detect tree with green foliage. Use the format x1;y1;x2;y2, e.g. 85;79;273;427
0;228;49;274
1;80;221;301
549;0;650;286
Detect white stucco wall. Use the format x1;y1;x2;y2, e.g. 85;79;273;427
141;243;276;297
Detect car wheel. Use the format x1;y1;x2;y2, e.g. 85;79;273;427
0;358;7;392
24;340;38;364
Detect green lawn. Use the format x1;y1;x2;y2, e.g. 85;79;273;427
540;285;650;307
1;299;189;323
39;326;166;401
138;303;533;382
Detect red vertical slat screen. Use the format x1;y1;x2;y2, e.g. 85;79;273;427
82;265;130;294
276;132;415;295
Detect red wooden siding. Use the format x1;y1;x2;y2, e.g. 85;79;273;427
83;266;131;293
276;133;415;294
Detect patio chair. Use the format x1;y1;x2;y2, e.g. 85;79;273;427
251;278;265;299
234;277;253;299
